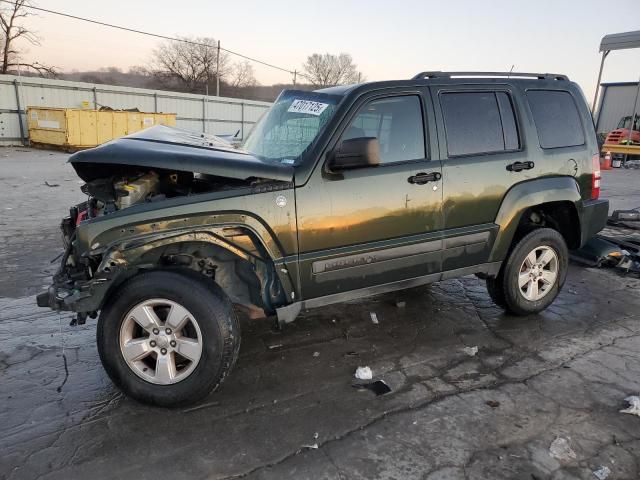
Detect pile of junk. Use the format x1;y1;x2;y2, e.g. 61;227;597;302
572;209;640;274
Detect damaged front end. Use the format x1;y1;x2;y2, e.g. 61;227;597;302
36;207;98;325
37;125;297;325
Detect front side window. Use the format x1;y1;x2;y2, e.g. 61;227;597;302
341;95;426;164
440;91;520;157
526;90;585;149
242;90;341;164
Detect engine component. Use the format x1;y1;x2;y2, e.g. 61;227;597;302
114;172;159;209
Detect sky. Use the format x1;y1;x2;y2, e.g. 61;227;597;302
16;0;640;101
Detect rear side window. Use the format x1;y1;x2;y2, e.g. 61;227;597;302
440;92;520;157
526;90;585;149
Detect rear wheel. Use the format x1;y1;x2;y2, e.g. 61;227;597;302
97;270;240;407
486;272;507;308
486;228;568;316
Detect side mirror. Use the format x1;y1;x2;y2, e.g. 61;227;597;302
331;137;381;170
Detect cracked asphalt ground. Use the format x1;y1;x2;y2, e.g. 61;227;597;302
1;148;640;480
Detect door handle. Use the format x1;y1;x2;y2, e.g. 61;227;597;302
506;161;535;172
408;171;442;185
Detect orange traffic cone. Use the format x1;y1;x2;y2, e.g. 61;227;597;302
601;152;612;170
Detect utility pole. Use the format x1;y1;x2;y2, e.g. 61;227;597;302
215;40;221;96
293;70;297;86
204;82;208;134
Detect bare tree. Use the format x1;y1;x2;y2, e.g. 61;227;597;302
228;61;256;88
301;53;363;87
0;0;55;76
149;36;231;93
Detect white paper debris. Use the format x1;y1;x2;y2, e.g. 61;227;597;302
593;466;611;480
620;395;640;417
549;437;577;462
312;351;320;357
463;346;479;357
302;443;318;449
355;366;373;380
370;312;379;324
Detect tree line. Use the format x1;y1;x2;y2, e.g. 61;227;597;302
0;1;365;102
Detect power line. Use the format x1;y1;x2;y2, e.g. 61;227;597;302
0;0;300;76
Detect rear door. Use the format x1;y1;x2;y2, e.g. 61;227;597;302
432;85;535;272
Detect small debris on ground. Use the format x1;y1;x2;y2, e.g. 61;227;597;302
592;466;611;480
313;432;319;439
619;395;640;417
352;380;392;396
395;300;406;308
462;346;479;357
486;400;500;408
44;181;60;187
354;366;373;380
268;344;283;350
370;312;379;324
344;351;359;357
312;351;320;357
302;443;318;449
549;437;577;462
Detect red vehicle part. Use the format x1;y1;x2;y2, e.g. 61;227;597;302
605;128;640;145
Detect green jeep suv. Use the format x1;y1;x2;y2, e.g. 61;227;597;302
38;71;609;406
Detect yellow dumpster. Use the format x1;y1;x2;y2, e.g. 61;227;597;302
27;107;176;150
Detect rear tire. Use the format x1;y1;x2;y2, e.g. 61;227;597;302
486;272;507;308
97;270;240;407
487;228;568;316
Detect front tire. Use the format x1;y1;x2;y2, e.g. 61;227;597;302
97;270;240;407
487;228;568;316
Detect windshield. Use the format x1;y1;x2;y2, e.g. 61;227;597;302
618;115;639;131
242;90;341;164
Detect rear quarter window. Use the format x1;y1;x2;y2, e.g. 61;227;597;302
526;90;585;149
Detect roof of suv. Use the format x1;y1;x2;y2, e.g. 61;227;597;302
316;71;573;96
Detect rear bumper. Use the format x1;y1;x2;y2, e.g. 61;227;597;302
580;199;609;247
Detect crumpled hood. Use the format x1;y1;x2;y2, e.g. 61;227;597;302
68;125;294;182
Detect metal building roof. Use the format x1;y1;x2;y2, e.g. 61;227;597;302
600;30;640;52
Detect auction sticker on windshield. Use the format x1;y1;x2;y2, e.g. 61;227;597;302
288;99;329;116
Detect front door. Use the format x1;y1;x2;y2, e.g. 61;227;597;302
296;91;443;299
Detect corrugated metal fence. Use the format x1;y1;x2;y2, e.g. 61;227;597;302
0;74;272;145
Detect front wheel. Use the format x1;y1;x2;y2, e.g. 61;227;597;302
487;228;568;316
97;270;240;407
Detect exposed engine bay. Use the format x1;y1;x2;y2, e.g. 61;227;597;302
73;167;252;221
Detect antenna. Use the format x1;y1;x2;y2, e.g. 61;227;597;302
508;65;515;78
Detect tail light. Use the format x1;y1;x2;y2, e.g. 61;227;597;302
591;153;601;200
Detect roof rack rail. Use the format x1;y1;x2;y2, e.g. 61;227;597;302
412;71;569;81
